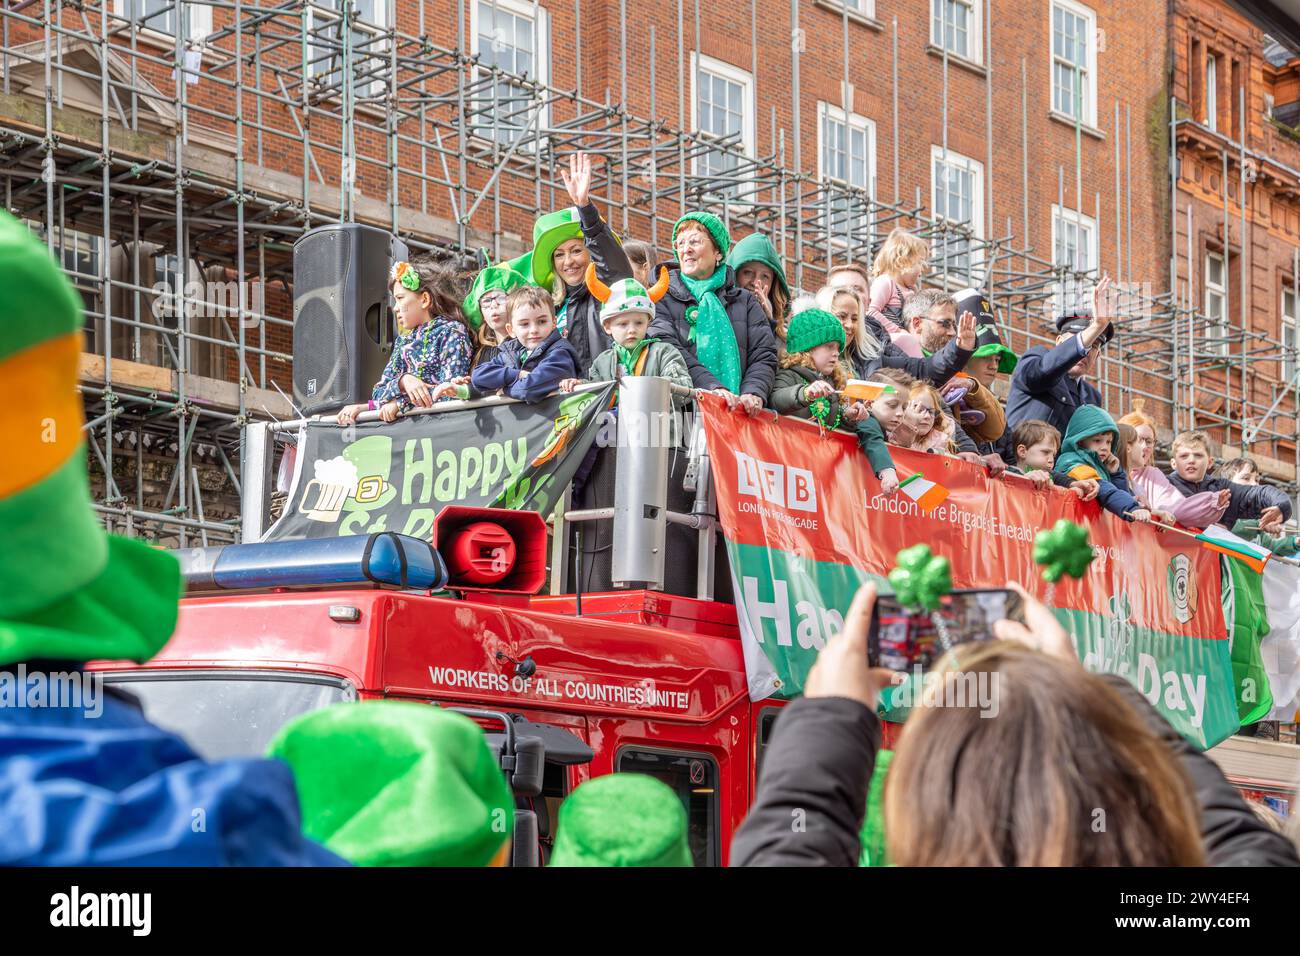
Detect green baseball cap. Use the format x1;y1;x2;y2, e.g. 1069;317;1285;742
267;701;514;867
955;288;1018;373
549;774;693;867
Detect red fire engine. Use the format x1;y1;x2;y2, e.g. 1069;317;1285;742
89;384;1298;865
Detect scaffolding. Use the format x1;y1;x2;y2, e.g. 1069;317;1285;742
3;0;1298;547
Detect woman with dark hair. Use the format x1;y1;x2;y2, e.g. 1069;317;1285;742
731;582;1300;867
530;152;633;374
727;232;791;342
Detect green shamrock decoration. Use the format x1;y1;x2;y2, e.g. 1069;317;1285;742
887;545;952;611
1033;519;1095;583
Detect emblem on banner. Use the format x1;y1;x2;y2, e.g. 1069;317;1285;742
1166;553;1197;624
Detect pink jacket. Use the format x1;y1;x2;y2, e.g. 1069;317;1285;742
1128;466;1229;526
867;276;925;358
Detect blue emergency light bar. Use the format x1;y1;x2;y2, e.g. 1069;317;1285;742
177;533;448;593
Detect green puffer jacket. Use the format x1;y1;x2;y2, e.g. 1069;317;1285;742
772;365;847;428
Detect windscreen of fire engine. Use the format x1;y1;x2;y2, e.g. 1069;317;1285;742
103;670;355;760
616;749;719;867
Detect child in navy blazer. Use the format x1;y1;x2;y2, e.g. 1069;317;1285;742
463;286;580;403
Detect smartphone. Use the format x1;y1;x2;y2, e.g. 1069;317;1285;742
867;588;1024;672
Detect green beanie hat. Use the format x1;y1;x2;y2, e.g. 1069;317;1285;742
531;207;584;287
673;211;731;258
784;307;846;355
0;210;180;666
462;252;532;329
549;774;693;867
858;749;893;867
267;701;513;867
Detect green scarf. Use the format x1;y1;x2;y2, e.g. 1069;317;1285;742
679;268;741;393
615;337;656;376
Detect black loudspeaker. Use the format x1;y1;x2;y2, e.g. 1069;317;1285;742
292;223;409;416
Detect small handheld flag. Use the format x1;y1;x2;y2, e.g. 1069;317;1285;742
843;379;896;403
897;472;949;511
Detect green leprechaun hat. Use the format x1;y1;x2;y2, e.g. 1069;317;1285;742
462;252;533;329
583;262;671;324
267;701;514;867
531;207;584;288
0;211;181;667
549;773;693;867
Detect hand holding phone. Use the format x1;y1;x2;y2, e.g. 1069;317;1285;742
867;588;1025;672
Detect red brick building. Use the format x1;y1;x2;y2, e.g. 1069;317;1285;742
1172;0;1300;475
4;1;1297;536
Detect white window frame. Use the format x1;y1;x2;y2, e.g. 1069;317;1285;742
1206;53;1218;131
305;1;391;100
1051;204;1099;315
1282;287;1297;382
820;0;877;16
113;0;213;43
930;145;985;281
690;52;755;196
1049;0;1098;128
930;0;983;66
1205;252;1228;358
469;0;551;149
817;102;876;248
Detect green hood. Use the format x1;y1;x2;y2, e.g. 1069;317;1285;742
1055;405;1120;478
726;232;790;300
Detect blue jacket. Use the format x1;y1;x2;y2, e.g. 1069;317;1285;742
470;329;579;403
1005;335;1102;436
0;676;347;866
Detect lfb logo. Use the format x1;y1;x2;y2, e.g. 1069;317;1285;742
736;451;817;512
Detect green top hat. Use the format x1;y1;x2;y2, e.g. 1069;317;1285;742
549;773;693;867
531;208;584;288
954;287;1017;373
267;701;514;867
785;307;846;355
463;252;533;329
0;210;180;667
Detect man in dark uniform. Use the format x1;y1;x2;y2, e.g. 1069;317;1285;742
1006;276;1118;437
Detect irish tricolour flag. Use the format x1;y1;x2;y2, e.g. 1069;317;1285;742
1210;527;1300;723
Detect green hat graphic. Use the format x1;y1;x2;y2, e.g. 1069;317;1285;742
784;307;846;355
549;773;693;867
268;701;514;867
531;208;584;287
0;210;180;667
463;252;533;329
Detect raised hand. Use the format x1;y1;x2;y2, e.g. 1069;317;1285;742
1089;273;1122;327
957;310;977;350
560;151;592;208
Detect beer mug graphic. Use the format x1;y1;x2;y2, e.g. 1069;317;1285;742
298;455;360;523
298;478;352;522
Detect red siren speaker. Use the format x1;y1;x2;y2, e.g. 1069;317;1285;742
432;506;548;594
